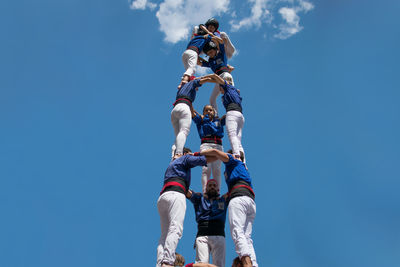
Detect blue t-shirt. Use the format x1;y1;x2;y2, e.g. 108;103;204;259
220;81;242;110
190;193;227;223
201;43;228;74
164;154;207;187
192;114;225;139
224;154;252;190
187;35;212;53
176;79;202;102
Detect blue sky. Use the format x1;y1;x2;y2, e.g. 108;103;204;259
1;0;400;266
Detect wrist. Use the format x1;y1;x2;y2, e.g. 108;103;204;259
193;152;201;156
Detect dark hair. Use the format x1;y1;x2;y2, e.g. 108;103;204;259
174;253;185;266
232;257;242;267
205;18;219;31
203;41;218;54
183;147;192;154
227;149;244;162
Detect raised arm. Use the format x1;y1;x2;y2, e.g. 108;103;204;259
200;149;229;162
197;73;225;85
200;24;223;43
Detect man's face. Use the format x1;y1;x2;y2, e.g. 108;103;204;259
206;181;218;196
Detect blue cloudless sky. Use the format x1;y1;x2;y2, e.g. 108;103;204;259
1;0;400;266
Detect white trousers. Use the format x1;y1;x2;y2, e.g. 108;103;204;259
228;196;257;267
171;103;192;156
225;110;244;157
200;142;223;193
220;31;236;59
182;49;198;77
156;191;187;267
210;72;234;116
195;235;226;267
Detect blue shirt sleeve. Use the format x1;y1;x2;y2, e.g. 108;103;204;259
193;79;202;88
185;155;207;168
223;154;235;166
192;113;202;124
189;192;202;204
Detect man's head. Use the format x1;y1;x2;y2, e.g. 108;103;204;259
203;105;215;119
227;149;244;162
205;179;219;198
173;147;192;161
183;147;192;155
232;257;243;267
203;41;218;58
174;253;185;266
205;18;219;32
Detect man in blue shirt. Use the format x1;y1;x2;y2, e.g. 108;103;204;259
171;76;210;159
196;149;257;267
187;179;228;267
157;148;217;267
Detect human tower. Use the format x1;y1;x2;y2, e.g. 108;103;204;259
157;18;258;267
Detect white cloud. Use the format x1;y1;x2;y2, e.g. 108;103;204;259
130;0;157;10
275;7;301;39
230;0;270;31
155;0;230;43
130;0;314;42
274;0;314;39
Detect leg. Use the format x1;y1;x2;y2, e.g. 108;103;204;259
161;192;187;265
236;113;245;162
209;143;223;192
226;111;241;156
195;236;210;263
200;143;212;193
210;236;226;267
171;110;180;158
156;195;170;267
220;31;236;59
209;83;220;115
244;199;257;266
172;104;192;155
228;197;254;264
180;49;198;88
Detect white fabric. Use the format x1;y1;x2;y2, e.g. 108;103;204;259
200;142;223;193
171;103;192;156
220;31;236;59
182;49;198;77
210;72;234;116
225;110;244;156
156;191;187;267
228;196;257;267
195;235;226;267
